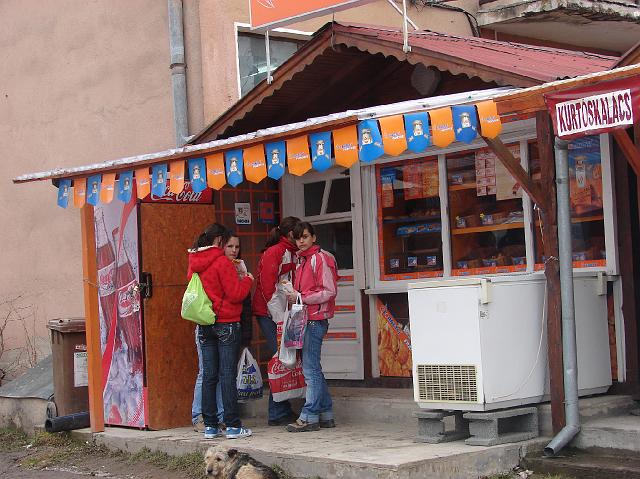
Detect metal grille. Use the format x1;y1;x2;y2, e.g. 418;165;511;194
417;364;478;402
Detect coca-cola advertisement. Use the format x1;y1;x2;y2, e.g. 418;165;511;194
141;180;212;204
94;193;145;428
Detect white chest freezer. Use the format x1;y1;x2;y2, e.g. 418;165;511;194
408;275;611;411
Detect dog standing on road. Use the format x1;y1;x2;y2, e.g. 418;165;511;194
204;445;279;479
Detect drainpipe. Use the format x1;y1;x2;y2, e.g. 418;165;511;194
544;137;581;457
168;0;189;146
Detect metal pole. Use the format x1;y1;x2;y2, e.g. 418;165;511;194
265;30;273;85
385;0;419;30
168;0;189;146
544;137;581;456
402;0;411;53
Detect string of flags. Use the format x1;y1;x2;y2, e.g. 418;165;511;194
56;100;502;208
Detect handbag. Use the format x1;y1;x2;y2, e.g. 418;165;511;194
236;348;263;401
181;273;216;326
283;293;307;349
267;353;306;402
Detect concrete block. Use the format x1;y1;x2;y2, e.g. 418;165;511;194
414;410;469;443
464;407;538;446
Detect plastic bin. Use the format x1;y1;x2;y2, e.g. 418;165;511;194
47;318;89;417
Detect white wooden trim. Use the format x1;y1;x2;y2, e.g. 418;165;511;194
438;154;452;276
351;161;366;290
520;139;535;273
613;277;626;382
600;133;619;276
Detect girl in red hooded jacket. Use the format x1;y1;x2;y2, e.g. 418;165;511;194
187;223;253;439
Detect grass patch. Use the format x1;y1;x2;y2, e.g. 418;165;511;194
0;427;29;452
127;447;203;478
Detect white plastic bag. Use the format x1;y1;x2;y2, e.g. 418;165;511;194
236;348;263;401
283;293;307;349
267;280;293;325
278;311;298;368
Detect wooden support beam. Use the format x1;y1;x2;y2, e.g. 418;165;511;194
613;129;640;178
537;111;565;434
81;205;104;432
481;135;546;209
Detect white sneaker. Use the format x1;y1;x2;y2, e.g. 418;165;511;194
225;426;252;439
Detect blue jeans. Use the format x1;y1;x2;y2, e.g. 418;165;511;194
198;322;242;428
299;319;333;424
256;315;294;421
192;326;223;424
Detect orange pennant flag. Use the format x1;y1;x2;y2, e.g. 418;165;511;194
169;160;185;194
379;115;407;156
243;144;267;183
286;136;311;176
476;100;502;139
332;125;359;167
135;167;151;199
429;108;455;148
73;178;87;208
206;153;227;190
100;173;116;204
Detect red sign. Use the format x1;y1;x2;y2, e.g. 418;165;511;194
544;75;640;139
142;181;213;204
249;0;374;30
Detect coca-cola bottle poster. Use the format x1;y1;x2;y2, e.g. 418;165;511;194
94;196;145;428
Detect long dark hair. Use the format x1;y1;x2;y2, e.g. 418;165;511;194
264;216;300;249
193;223;230;249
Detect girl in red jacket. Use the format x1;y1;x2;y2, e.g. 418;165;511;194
286;221;338;433
188;223;253;439
251;216;300;425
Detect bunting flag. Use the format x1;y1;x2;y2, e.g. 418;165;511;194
151;164;168;197
310;132;333;172
379;115;407;156
188;158;207;193
286;135;311;176
476;100;502;139
333;125;359;168
100;173;116;204
452;105;478;144
117;171;134;203
358;119;384;162
429;107;455;148
206;153;227;190
225;149;244;187
135;167;151;199
86;174;102;206
73;178;87;208
243;144;267;183
57;178;72;209
404;112;431;153
169;160;185;194
265;141;286;180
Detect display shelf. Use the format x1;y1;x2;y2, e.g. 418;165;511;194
449;183;476;191
535;214;604;226
451;222;525;235
383;215;441;224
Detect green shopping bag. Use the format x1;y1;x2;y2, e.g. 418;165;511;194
181;273;216;325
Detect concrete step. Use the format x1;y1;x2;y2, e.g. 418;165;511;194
524;449;640;479
572;413;640;452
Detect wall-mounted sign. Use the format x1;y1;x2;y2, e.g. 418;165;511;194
235;202;252;225
249;0;374;30
259;201;275;224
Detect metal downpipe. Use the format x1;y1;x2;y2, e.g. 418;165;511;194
168;0;189;147
544;137;581;457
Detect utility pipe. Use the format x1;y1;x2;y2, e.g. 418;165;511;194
168;0;189;146
544;137;581;456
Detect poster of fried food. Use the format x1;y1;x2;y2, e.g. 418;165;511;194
568;135;603;216
376;299;412;377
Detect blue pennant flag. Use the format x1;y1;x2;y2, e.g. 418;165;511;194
86;174;102;206
117;171;134;203
265;141;286;180
404;112;431;152
310;132;333;172
188;158;207;193
151;164;168;197
225;149;244;187
452;105;478;144
57;178;72;208
358;119;384;163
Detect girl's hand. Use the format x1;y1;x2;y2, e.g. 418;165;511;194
246;272;254;281
286;290;298;303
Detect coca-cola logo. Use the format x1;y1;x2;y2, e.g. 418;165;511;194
98;263;116;296
117;281;138;317
142;181;212;204
269;359;302;376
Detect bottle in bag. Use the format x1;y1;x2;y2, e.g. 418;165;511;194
95;211;116;346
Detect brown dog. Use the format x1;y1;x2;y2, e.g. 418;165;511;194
204;445;278;479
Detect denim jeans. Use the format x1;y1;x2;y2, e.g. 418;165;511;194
191;326;223;424
256;315;294;421
198;322;242;428
299;319;333;424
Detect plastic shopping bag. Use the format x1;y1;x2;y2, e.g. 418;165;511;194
283;294;307;349
267;353;306;402
181;273;216;325
236;348;263;401
278;311;297;368
267;279;294;325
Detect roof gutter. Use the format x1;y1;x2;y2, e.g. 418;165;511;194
168;0;189;147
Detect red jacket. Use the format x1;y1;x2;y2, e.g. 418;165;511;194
187;246;253;323
252;237;297;317
293;245;337;321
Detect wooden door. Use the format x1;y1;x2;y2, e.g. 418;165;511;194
140;203;215;430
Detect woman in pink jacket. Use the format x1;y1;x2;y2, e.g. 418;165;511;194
286;221;338;433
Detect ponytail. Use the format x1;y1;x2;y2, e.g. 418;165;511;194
193;223;230;249
263;216;300;249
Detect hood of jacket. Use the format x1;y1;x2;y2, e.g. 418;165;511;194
188;245;224;274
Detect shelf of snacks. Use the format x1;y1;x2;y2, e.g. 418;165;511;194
376;156;444;280
452;222;525;235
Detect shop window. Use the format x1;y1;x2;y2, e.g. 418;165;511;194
304;181;325;216
237;32;304;97
530;135;606;268
326;177;351;214
313;221;353;269
447;146;526;275
376;157;443;281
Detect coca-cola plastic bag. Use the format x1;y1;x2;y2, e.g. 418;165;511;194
267;353;306;403
236;348;263;401
283;294;307;349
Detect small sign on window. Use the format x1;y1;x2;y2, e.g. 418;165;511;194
235;202;251;225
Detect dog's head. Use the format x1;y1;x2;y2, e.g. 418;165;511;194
204;445;238;477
